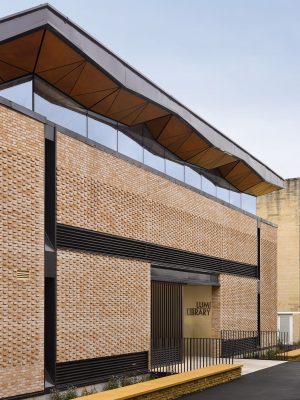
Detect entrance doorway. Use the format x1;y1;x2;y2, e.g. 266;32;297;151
151;282;213;342
278;313;292;344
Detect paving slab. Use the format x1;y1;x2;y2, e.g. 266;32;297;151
179;362;300;400
233;358;286;375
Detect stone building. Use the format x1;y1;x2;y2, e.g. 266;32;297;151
0;5;283;399
257;178;300;344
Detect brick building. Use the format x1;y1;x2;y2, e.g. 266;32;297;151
0;5;284;399
257;178;300;344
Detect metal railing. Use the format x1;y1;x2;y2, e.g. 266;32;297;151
150;331;300;376
151;337;233;374
221;330;290;360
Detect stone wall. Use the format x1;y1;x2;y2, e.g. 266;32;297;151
257;180;300;314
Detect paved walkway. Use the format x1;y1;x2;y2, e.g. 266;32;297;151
179;362;300;400
233;358;285;375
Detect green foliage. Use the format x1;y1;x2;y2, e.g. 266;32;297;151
242;344;286;360
103;373;156;391
103;376;121;391
50;373;156;396
50;385;97;399
277;340;285;351
243;351;259;359
264;348;278;359
49;387;61;400
50;386;78;400
80;387;97;396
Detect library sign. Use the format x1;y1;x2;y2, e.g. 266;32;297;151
186;301;211;317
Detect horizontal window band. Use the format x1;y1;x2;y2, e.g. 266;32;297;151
56;224;258;278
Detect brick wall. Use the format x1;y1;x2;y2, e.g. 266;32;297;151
56;250;151;362
260;222;277;331
212;275;258;337
0;102;279;398
0;106;44;398
56;132;278;342
56;133;258;265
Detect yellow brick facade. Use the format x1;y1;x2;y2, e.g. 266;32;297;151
56;251;151;363
55;132;267;350
0;106;45;398
55;131;278;343
260;222;278;331
0;104;279;398
56;132;258;265
212;275;258;337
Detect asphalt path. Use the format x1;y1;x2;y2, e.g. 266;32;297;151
179;362;300;400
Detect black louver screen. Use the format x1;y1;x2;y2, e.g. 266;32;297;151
55;352;148;387
56;224;257;278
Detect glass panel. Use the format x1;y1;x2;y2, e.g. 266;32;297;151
202;176;216;196
34;94;87;136
184;166;202;190
144;149;165;172
165;159;185;181
241;193;257;214
0;80;32;109
217;186;230;203
118;131;143;162
229;190;242;208
88;117;117;150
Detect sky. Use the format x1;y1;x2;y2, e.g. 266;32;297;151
1;0;299;179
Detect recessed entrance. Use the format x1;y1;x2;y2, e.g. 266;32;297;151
150;277;217;371
151;282;213;341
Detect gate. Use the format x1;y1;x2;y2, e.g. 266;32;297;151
151;281;183;366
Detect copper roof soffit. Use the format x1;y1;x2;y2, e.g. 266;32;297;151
0;4;285;195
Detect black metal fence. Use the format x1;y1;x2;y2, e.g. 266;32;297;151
150;331;299;376
221;330;290;360
151;337;233;374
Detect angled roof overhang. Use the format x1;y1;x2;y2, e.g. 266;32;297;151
0;4;284;195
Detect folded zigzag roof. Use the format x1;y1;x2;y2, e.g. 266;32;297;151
0;4;284;195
